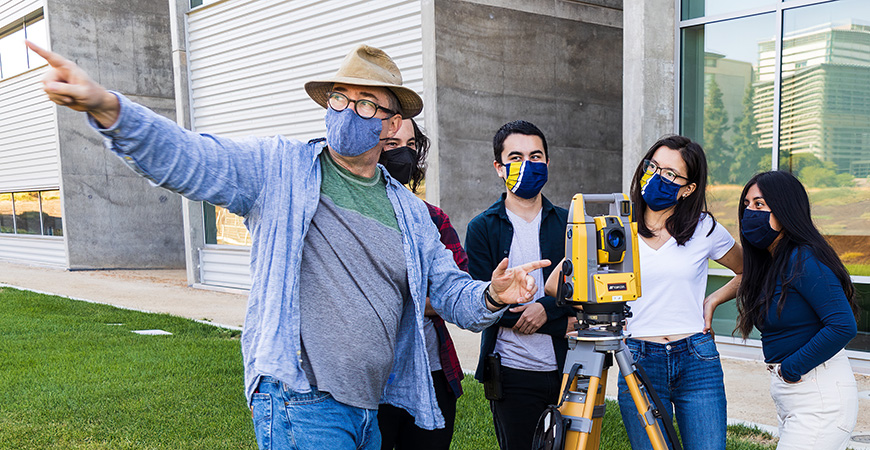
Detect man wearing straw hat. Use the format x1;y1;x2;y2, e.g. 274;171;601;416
27;41;551;449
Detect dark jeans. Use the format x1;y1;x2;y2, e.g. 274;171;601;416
489;366;561;450
378;370;456;450
617;333;727;450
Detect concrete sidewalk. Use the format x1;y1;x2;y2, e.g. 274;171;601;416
1;260;868;447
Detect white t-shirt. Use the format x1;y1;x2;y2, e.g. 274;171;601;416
625;214;735;338
494;208;558;372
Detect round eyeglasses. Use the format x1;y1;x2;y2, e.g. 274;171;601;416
642;159;688;184
327;91;397;120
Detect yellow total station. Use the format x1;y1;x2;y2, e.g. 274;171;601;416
561;193;641;306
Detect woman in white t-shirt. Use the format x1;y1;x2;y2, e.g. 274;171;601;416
617;135;743;450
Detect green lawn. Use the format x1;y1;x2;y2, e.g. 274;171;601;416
0;287;779;449
0;287;255;449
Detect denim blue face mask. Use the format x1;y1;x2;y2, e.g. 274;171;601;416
503;161;548;199
640;173;682;211
325;108;383;157
741;209;781;249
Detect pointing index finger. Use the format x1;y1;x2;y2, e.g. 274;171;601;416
25;40;68;67
519;259;551;273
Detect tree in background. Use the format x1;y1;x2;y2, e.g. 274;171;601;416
704;78;733;184
730;83;766;185
782;153;855;188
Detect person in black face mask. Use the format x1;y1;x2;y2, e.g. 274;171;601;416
736;171;858;450
379;118;427;191
378;118;466;450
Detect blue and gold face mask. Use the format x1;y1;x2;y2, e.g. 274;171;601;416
503;161;548;199
640;173;682;211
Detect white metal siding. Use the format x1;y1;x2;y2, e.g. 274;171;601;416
0;234;65;267
0;0;40;28
188;0;424;289
0;66;58;192
199;246;251;290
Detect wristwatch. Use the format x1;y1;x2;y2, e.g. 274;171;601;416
485;284;508;309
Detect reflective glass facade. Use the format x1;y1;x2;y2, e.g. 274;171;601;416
680;0;870;351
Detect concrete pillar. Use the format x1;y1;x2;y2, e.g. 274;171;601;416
167;0;205;286
432;0;624;242
622;0;676;192
46;0;185;269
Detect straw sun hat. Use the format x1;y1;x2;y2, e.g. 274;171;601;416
304;44;423;119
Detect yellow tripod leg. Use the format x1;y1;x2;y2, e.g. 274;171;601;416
622;372;669;450
559;374;602;450
586;366;608;450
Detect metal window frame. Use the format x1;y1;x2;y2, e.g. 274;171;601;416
0;9;45;80
674;0;841;169
4;189;60;236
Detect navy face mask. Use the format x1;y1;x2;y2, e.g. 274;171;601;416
641;173;682;211
741;209;781;249
379;146;417;185
325;108;383;157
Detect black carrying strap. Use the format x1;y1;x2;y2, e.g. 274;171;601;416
634;363;684;450
556;363;582;408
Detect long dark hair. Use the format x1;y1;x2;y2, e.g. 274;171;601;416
629;135;714;245
408;118;429;194
735;171;858;339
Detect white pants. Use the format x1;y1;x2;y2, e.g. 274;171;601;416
768;350;858;450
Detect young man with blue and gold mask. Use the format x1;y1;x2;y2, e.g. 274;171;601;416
465;120;574;450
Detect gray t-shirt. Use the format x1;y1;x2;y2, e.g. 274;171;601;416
299;151;409;410
494;208;557;371
423;318;441;371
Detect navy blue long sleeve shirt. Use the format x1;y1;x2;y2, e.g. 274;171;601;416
761;247;857;382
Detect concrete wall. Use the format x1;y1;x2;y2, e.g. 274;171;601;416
46;0;184;269
430;0;623;242
621;0;676;192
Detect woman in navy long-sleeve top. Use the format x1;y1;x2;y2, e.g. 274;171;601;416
736;171;859;450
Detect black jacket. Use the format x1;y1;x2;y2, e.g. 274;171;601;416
466;193;571;381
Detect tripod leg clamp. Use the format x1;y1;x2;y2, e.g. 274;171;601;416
640;409;657;427
563;415;593;434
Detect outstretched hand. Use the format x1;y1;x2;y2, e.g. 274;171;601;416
25;40;120;127
489;258;551;307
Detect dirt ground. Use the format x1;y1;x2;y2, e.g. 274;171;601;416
1;260;868;447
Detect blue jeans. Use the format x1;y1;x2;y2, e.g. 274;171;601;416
251;376;381;450
617;333;726;450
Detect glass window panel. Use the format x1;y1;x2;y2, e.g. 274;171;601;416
0;193;13;234
0;27;27;79
39;190;62;236
779;0;870;276
203;203;251;246
12;192;41;235
25;17;46;68
680;13;776;241
191;0;219;8
681;0;776;21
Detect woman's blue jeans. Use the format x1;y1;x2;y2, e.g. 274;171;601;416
251;376;381;450
617;333;727;450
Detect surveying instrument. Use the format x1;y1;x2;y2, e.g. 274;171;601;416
532;193;682;450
